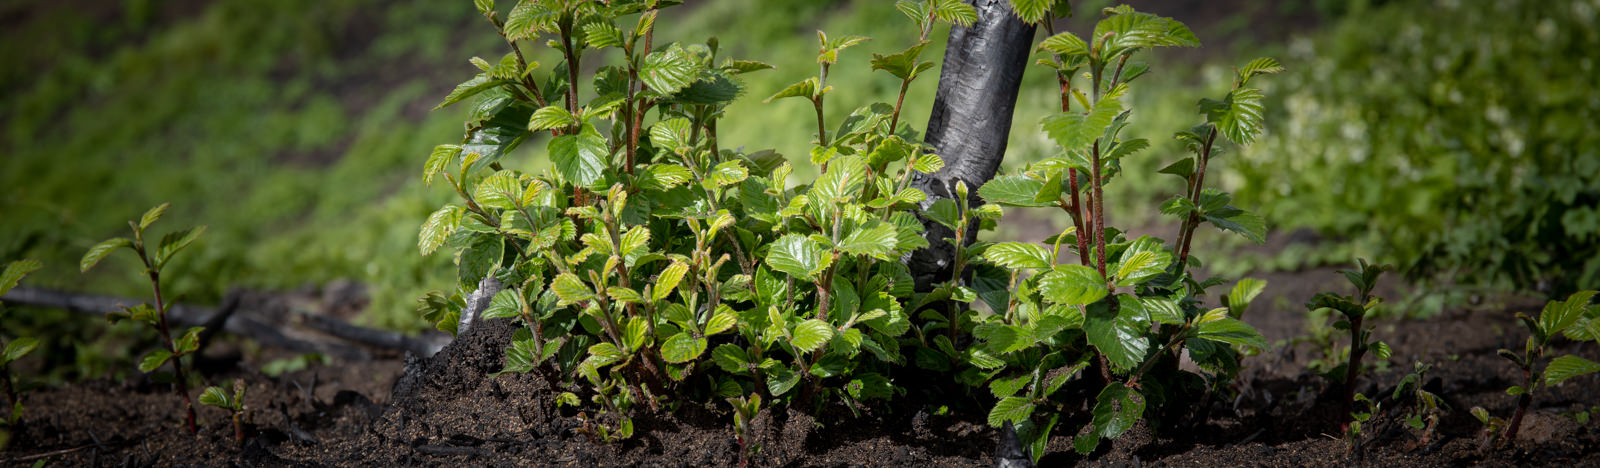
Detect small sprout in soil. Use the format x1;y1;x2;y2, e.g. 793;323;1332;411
80;203;209;434
200;379;251;443
1346;392;1376;453
1392;362;1447;446
0;259;44;450
1306;258;1391;430
727;393;761;466
1477;290;1599;450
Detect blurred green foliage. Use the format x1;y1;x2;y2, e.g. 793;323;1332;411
1227;0;1600;296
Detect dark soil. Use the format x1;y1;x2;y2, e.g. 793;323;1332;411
7;255;1600;467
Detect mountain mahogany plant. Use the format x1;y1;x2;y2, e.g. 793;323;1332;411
0;259;43;449
1473;290;1599;449
199;379;251;443
1306;259;1392;431
417;0;977;439
417;0;1279;459
966;2;1278;457
80;203;208;434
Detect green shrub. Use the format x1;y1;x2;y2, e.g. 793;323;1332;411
418;1;1276;461
1229;0;1600;296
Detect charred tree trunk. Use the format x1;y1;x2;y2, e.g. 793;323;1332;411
907;0;1035;289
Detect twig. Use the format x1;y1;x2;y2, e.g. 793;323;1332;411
3;286;449;358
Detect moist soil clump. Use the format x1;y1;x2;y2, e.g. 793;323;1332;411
7;269;1600;467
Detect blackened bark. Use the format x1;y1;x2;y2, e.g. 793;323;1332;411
907;0;1035;290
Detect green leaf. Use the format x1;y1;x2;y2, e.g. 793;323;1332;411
457;234;504;291
653;262;689;302
1112;236;1172;287
462;96;533;167
764;77;819;103
712;344;750;374
173;326;202;355
1091;383;1145;438
1074;431;1100;455
549;124;609;187
812;155;867;203
1545;355;1600;386
424;145;461;186
705;160;749;189
973;322;1031;355
473;170;523;210
527;106;578;131
1369;340;1392;360
199;386;232;409
870;43;933;81
1226;278;1267;317
932;0;978;26
924;199;961;230
1094;6;1199;52
1038;31;1087;57
1238;57;1284;84
139;203;170;231
587;342;626;369
988;396;1036;427
767;365;802;396
1540;290;1597;337
1206;87;1266;145
791;319;835;353
1008;0;1056;24
673;72;744;105
722;58;775;74
978;175;1052;207
706;311;738;336
138;349;172;373
766;234;831;280
838;221;898;259
1042;97;1122;152
81;238;132;273
435;75;505;110
911;153;945;174
847;373;894;400
1038;265;1108;305
582;21;624;49
418;205;463;256
1194;317;1268;351
662;333;708;363
154;226;207;270
551;272;594;306
649;118;693;154
1158;157;1194;179
984;242;1053;270
1084;299;1148;371
0;337;38;366
0;259;42;298
639;164;694;191
1204;208;1266;244
1138;297;1184;325
481;288;522;320
641;44;700;95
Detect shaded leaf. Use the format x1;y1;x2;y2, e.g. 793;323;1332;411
662;333;708;363
1545;355;1600;386
81;238;132;273
988;396;1035;427
0;259;43;298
